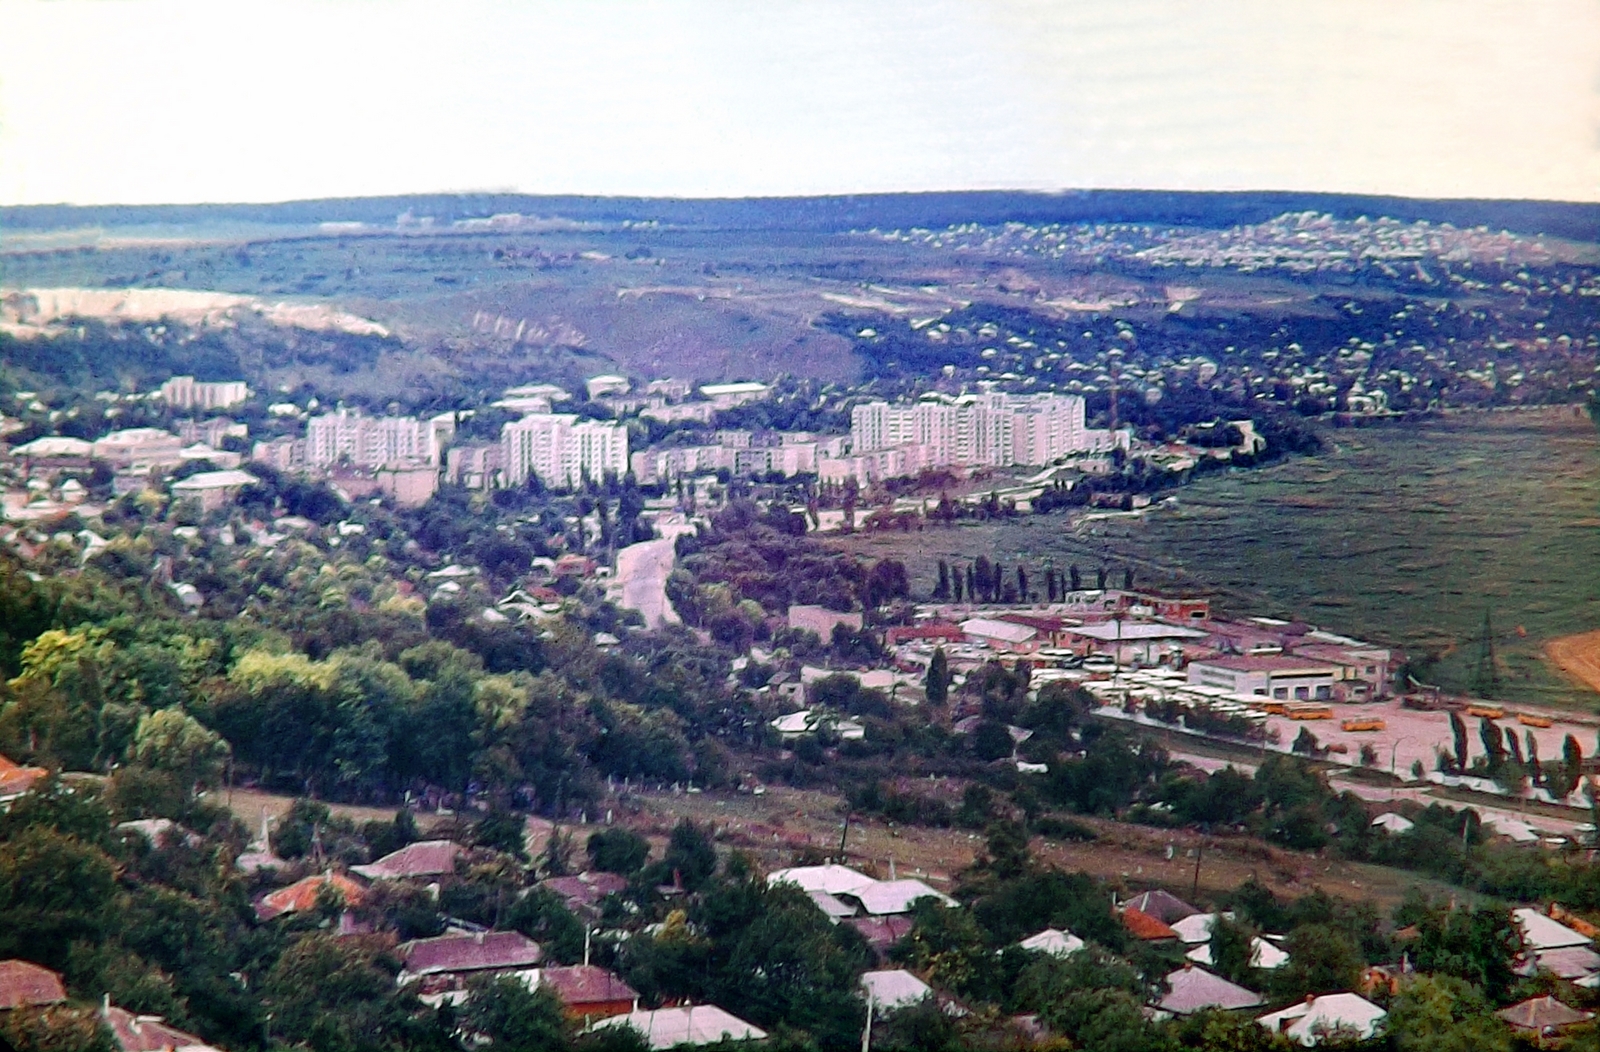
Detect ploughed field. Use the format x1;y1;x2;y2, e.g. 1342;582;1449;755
842;407;1600;706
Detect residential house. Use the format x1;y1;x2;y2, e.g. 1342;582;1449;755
1157;964;1264;1014
845;916;915;959
1187;938;1289;971
1123;907;1181;942
540;871;629;916
532;965;638;1022
397;931;544;995
254;872;369;921
0;753;47;803
351;840;462;881
103;1004;224;1052
846;879;957;917
1497;996;1594;1038
1257;993;1387;1045
1123;889;1198;925
170;469;258;513
0;959;66;1010
861;970;933;1010
768;864;878;898
770;710;865;742
1019;929;1084;958
592;1004;767;1049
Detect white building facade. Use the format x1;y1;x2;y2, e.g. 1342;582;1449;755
501;414;629;488
851;393;1115;471
160;376;251;411
306;410;441;469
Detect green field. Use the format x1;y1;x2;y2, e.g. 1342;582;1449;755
841;407;1600;704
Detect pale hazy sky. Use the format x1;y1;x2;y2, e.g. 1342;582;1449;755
2;0;1598;206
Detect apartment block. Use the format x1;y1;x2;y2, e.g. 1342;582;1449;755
851;393;1091;468
306;410;443;469
159;376;251;411
501;414;628;488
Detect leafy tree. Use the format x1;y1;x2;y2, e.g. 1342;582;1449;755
1208;915;1258;985
1270;924;1364;1000
1408;903;1522;1001
1450;712;1470;773
1478;717;1505;771
0;1006;117;1052
261;933;429;1052
1386;975;1512;1052
971;719;1014;762
474;806;529;861
507;887;587;965
0;827;117;969
924;647;949;706
657;820;718;892
131;707;230;792
587;827;651;876
460;975;571;1052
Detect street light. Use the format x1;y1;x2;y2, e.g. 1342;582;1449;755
1389;736;1416;801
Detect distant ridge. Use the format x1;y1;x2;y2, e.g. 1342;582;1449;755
4;190;1598;241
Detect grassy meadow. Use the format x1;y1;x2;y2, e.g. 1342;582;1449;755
841;407;1600;705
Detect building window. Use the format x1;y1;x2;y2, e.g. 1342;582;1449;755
1273;688;1288;700
1294;687;1309;700
1315;686;1331;700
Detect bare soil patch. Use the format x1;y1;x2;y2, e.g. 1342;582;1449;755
1547;629;1600;695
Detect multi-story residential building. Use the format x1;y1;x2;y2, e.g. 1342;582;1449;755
852;393;1094;467
306;410;446;469
446;443;504;489
175;417;248;447
501;414;628;488
159;376;251;411
250;436;306;472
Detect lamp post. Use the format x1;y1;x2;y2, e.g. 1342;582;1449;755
1389;736;1415;801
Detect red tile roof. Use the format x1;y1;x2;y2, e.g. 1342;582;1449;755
102;1005;220;1052
1121;906;1180;941
537;965;637;1007
351;840;462;880
0;960;66;1010
1123;889;1197;924
399;931;543;977
844;915;916;953
255;872;369;920
541;871;629;908
0;754;47;798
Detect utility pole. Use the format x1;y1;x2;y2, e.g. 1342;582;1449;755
838;814;851;861
1191;840;1205;900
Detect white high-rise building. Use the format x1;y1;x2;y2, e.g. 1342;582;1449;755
501;414;628;489
160;376;251;411
306;409;440;469
850;392;1091;468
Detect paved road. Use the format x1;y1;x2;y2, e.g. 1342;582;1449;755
614;514;697;630
616;538;680;630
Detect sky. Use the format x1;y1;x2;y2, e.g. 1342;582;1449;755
2;0;1598;206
